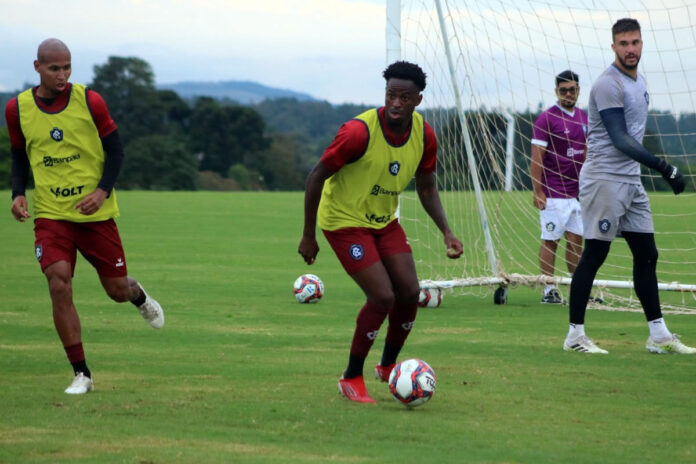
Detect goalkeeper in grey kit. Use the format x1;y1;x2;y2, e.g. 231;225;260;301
563;17;695;354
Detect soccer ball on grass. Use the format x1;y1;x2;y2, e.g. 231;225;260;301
388;358;437;408
418;287;442;308
293;274;324;303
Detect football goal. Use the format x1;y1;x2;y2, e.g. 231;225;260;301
388;0;696;313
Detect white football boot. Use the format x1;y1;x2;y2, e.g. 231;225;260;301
646;334;696;354
65;372;94;394
137;285;165;329
563;335;608;354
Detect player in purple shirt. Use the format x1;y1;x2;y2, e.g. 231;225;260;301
530;70;588;304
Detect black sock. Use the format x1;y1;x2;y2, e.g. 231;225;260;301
380;343;401;366
343;354;366;379
623;232;663;321
131;287;146;307
569;239;610;324
71;360;91;379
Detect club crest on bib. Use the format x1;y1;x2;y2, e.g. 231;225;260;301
35;244;43;261
389;161;401;176
598;219;611;233
349;244;364;260
50;127;63;142
545;222;556;232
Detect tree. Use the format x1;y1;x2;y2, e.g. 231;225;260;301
90;57;168;145
119;135;197;190
190;98;269;177
245;133;307;190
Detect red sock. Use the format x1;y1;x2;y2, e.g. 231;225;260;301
385;300;418;348
64;342;85;363
349;301;389;358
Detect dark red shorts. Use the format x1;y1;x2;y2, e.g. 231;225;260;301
322;219;412;275
33;218;128;277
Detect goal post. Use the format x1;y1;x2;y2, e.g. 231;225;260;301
390;0;696;312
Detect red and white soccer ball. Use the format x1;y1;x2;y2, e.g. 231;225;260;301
418;287;442;308
293;274;324;303
388;358;437;408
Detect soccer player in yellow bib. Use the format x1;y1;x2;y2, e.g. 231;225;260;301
298;61;463;403
6;38;165;394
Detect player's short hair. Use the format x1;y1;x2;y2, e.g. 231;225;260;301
555;70;579;87
612;18;641;41
383;61;427;91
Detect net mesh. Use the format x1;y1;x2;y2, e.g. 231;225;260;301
397;0;696;312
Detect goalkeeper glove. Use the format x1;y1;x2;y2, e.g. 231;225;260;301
656;160;685;195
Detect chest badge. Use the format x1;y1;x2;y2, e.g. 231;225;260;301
389;161;401;176
50;127;64;142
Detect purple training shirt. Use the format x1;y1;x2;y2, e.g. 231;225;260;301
531;104;588;198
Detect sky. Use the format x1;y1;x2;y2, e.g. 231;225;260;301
1;0;694;113
0;0;389;105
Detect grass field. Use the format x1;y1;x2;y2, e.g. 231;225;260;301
1;191;695;463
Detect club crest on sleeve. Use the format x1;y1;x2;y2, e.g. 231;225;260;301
349;244;364;260
598;219;611;233
50;127;63;142
389;161;401;176
644;91;650;104
35;244;43;261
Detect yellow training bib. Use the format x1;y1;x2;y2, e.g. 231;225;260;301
18;83;119;222
318;108;424;230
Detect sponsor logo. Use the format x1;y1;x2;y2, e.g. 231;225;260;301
349;244;364;260
366;330;380;340
35;244;43;261
370;184;399;196
51;185;85;198
50;127;63;142
545;222;556;232
401;321;415;331
565;147;584;157
43;153;81;167
598;219;611;233
115;257;125;268
365;213;391;224
389;161;401;176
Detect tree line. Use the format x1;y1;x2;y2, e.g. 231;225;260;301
1;55;694;192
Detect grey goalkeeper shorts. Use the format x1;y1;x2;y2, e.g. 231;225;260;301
579;176;654;241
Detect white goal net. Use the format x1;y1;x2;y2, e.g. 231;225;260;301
393;0;696;312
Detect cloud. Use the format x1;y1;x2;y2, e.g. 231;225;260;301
0;0;388;104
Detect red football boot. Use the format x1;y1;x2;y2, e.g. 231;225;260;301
374;363;396;382
337;376;376;403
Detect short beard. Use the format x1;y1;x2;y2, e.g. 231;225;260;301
618;55;640;70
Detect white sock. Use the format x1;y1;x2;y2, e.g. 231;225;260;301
544;285;555;295
567;323;585;340
648;318;672;341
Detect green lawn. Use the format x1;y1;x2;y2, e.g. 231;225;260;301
1;191;695;463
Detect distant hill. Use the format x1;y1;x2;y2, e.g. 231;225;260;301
157;80;316;104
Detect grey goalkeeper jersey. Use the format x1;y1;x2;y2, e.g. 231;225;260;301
583;63;649;184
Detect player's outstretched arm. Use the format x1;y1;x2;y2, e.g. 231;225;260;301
601;108;685;194
298;162;334;265
415;170;463;259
